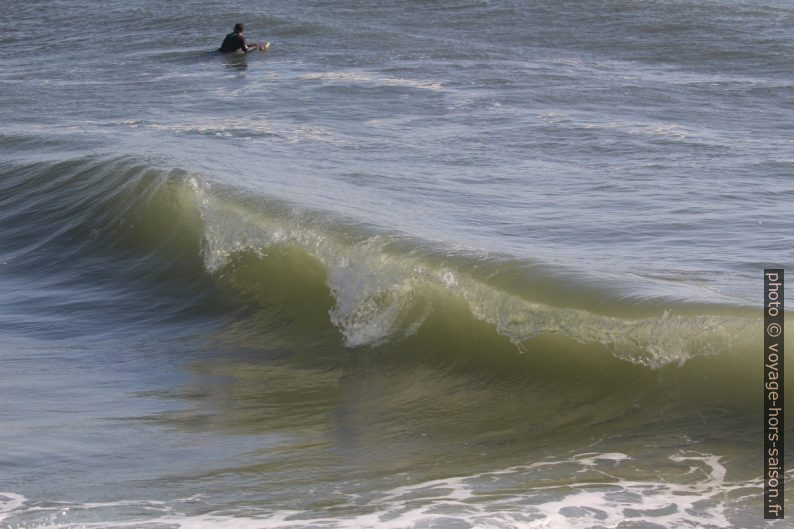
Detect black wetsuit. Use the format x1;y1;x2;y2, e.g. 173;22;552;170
219;31;248;53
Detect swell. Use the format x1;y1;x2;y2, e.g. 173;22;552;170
0;156;218;336
0;156;771;376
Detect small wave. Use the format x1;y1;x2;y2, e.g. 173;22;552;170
300;70;445;92
2;117;343;146
127;117;343;145
537;112;716;143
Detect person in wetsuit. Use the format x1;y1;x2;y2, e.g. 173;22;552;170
219;23;259;53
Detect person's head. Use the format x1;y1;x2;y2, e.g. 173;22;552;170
234;23;244;33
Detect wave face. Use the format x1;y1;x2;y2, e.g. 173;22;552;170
0;156;771;382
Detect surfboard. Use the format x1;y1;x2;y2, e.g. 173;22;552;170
224;42;269;54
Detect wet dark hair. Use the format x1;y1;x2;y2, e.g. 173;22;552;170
234;23;244;33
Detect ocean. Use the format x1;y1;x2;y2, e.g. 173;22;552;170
1;1;793;527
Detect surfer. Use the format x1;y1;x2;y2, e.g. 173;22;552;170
218;23;266;53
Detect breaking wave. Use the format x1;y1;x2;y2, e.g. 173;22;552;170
0;155;767;374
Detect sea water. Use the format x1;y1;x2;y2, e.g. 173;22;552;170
1;1;793;527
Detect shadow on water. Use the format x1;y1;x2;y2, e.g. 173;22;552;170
222;52;249;71
143;48;252;70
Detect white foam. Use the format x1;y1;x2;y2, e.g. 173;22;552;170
1;452;784;529
0;493;27;523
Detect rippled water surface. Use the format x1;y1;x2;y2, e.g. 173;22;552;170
1;1;792;527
